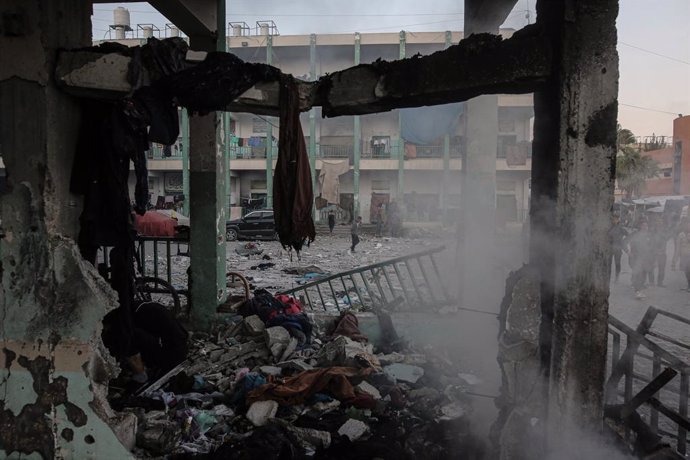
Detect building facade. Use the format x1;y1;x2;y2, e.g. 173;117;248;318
97;21;534;224
642;115;690;196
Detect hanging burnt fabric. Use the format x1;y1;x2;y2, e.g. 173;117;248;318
273;74;316;252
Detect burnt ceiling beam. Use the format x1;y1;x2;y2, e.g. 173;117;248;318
316;25;549;117
56;24;550;117
464;0;520;34
147;0;217;39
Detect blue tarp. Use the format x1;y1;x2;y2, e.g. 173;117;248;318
399;102;464;145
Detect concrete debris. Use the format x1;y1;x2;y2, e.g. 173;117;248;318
384;363;425;384
111;289;480;458
315;335;380;368
246;400;279;426
244;315;266;335
259;365;283;377
265;326;291;360
356;381;382;400
337;418;370;441
279;337;299;362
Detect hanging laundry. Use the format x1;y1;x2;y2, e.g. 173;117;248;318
318;160;350;205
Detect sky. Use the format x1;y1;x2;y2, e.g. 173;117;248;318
91;0;690;139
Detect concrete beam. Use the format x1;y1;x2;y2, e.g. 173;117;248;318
55;26;550;116
465;0;520;34
148;0;217;38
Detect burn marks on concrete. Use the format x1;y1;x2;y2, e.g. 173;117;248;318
0;353;88;458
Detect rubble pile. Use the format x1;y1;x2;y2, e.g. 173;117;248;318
116;293;486;459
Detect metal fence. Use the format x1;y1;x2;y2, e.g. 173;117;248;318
606;307;690;455
279;246;452;311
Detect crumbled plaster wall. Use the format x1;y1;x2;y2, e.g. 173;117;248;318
0;0;134;457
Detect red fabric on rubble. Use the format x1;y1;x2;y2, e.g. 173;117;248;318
247;367;373;406
273;74;316;252
331;312;369;343
273;294;303;316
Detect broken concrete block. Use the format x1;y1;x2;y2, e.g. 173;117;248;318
337;418;369;441
244;315;265;335
265;326;291;360
259;365;283;376
279;337;298;362
209;349;225;362
384;363;424;384
315;335;379;368
356;381;381;400
246;400;279;427
437;401;466;421
377;352;406;366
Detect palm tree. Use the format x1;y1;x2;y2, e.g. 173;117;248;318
615;125;659;199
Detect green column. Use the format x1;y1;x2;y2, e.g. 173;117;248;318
225;113;231;212
188;0;228;329
441;31;452;213
309;34;317;220
182;108;190;216
353;32;362;219
397;31;406;201
266;35;274;209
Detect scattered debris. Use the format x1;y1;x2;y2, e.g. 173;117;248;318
112;288;483;458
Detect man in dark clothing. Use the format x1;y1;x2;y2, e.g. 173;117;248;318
628;220;653;299
650;220;671;287
328;210;336;234
608;215;628;283
350;216;362;253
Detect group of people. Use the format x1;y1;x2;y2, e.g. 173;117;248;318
610;214;690;299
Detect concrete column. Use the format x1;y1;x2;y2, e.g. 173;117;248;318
530;0;619;448
459;12;499;306
309;34;317;219
397;31;406;202
441;31;452;213
188;0;227;330
353;32;362;219
0;0;134;456
265;35;274;209
182;108;190;216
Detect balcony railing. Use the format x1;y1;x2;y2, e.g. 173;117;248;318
147;139;183;160
320;145;353;159
230;146;267;159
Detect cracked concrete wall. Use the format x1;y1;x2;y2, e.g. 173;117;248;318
0;0;134;458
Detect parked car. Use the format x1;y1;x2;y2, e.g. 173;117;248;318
225;209;277;241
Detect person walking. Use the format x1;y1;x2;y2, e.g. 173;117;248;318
677;220;690;291
650;219;671;287
628;220;653;299
374;204;385;237
608;215;628;283
350;216;362;253
328;210;336;235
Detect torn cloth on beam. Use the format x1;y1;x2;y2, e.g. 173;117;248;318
273;74;316;252
159;51;281;114
318;160;350;205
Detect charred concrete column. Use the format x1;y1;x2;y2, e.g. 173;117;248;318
0;0;134;457
530;0;619;450
188;0;227;330
460;3;500;306
309;34;318;219
354;32;362;219
441;31;452;213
